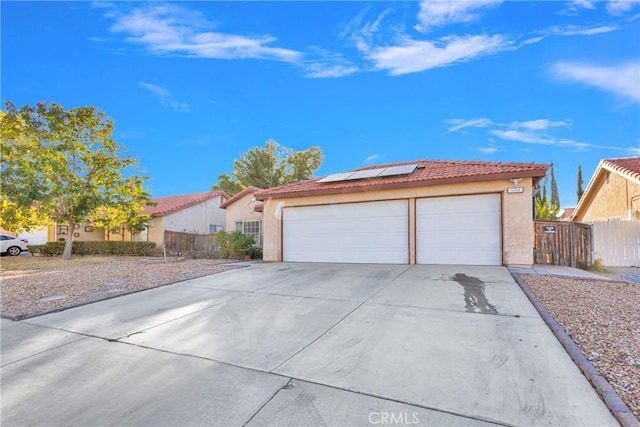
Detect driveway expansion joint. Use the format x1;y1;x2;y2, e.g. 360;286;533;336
242;378;294;427
278;377;513;427
268;265;413;373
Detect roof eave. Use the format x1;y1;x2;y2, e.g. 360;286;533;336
571;161;605;221
571;159;640;221
255;169;546;201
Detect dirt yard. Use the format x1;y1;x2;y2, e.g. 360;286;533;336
517;274;640;420
0;255;242;318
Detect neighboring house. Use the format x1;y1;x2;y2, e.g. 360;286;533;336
12;224;104;245
255;159;549;266
107;191;229;248
8;191;229;247
571;156;640;222
219;187;263;246
556;207;575;222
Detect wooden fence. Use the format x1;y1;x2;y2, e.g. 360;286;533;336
590;221;640;267
163;230;218;258
533;221;592;267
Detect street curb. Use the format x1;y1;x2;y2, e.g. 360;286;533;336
510;272;640;427
0;265;247;322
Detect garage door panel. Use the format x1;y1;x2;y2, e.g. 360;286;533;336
419;231;499;249
284;201;408;264
420;249;499;265
417;194;501;265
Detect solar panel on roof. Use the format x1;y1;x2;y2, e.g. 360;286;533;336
345;168;385;180
318;172;355;183
318;164;419;184
378;164;418;177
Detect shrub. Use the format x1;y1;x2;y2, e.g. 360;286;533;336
246;246;263;260
578;258;612;274
215;230;255;259
28;241;156;257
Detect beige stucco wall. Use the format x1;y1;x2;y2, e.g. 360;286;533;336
224;193;263;232
579;172;640;221
261;178;535;266
147;216;165;249
132;197;227;250
55;223;105;242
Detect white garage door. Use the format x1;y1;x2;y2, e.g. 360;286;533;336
283;200;408;264
417;194;501;265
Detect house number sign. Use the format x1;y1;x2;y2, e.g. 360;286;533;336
543;226;556;234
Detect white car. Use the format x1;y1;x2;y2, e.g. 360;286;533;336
0;235;29;256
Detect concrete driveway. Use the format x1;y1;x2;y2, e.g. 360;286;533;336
1;263;616;426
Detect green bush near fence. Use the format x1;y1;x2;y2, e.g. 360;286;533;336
215;230;256;259
28;241;156;257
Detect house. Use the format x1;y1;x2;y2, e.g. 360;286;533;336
556;207;575;222
255;159;549;266
14;223;104;245
106;191;229;248
571;156;640;222
219;187;264;246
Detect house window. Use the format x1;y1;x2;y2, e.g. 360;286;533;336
57;225;68;235
133;224;148;242
209;225;224;233
235;220;261;246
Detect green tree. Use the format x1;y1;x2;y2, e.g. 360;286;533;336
576;165;584;201
211;173;244;196
549;162;560;209
1;101;152;260
212;139;323;194
534;178;559;220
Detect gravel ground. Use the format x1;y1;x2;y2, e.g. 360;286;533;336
517;273;640;420
0;256;241;318
604;267;640;285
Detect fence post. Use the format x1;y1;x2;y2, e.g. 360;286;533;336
569;222;575;268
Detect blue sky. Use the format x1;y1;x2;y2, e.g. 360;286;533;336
3;1;639;207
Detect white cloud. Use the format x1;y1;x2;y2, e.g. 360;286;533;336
545;24;619;36
447;117;636;152
489;120;618;151
514;119;570;131
550;62;640;102
559;0;596;14
368;34;509;75
490;129;591;150
607;0;640;15
109;4;301;63
138;82;190;112
305;63;358;79
415;0;503;32
343;8;392;53
302;48;359;78
572;0;596;9
445;118;494;134
364;154;383;164
477;142;500;154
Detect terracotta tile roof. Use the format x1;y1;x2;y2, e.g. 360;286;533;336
220;187;262;209
256;159;549;200
557;207;575;221
602;156;640;183
143;191;228;217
